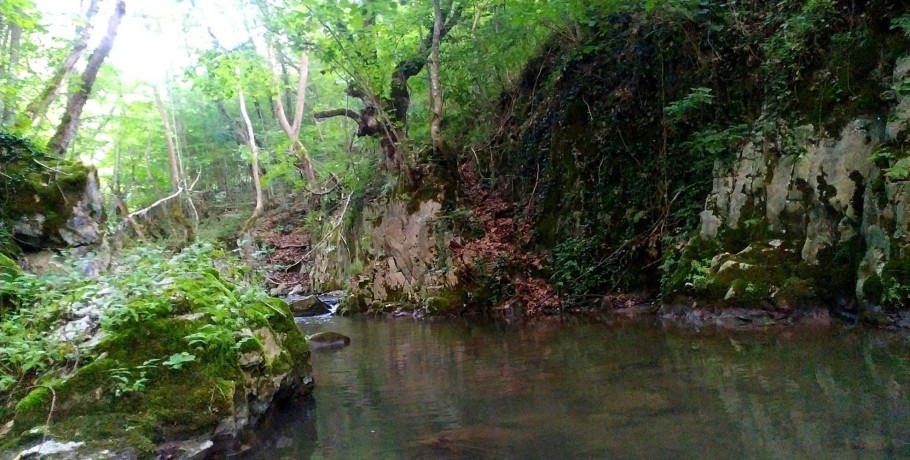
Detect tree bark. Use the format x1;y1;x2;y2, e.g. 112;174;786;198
238;81;264;232
1;22;21;125
48;0;125;156
113;143;122;197
268;46;316;184
313;2;461;173
21;0;102;129
154;88;182;192
429;0;445;156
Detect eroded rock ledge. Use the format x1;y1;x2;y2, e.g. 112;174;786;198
663;57;910;326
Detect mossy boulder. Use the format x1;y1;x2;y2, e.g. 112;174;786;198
6;267;312;458
0;132;104;252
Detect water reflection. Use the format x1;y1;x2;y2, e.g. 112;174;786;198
248;317;910;459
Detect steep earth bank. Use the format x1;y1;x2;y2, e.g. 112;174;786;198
310;1;910;327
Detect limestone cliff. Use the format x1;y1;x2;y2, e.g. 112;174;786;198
311;195;463;314
664;56;910;324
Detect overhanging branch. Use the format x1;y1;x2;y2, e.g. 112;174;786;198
313;108;361;121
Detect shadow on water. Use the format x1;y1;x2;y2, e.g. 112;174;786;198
246;315;910;459
238;396;318;459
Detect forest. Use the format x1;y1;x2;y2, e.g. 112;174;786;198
2;0;910;458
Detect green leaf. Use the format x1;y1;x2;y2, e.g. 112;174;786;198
163;352;196;370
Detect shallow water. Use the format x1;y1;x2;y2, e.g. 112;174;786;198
246;316;910;459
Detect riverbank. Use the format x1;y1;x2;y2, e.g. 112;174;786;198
0;244;313;459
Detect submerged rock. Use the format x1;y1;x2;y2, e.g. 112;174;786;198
287;295;332;317
307;331;351;349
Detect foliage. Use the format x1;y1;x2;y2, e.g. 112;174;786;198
0;242;286;415
682;124;750;165
685;258;712;292
664;87;714;124
870;147;910;182
551;236;609;302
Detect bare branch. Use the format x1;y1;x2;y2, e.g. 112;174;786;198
314;108;361;121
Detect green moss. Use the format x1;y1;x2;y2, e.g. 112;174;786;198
1;130;100;253
663;226;862;310
7;246;312;453
14;387;51;416
170;271;239;313
425;290;467;313
48;414;157;455
776;277;816;307
727;279;770;307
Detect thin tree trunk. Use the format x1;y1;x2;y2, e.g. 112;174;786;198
48;0;125;156
429;0;446;156
238;82;264;231
280;57;294;116
113;143;122;197
153;87;181;192
268;47;316;184
1;23;21;125
143;137;162;195
21;0;102;129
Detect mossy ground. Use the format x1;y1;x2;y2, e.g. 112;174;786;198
1;244;310;457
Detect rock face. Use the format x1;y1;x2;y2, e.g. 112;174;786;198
311;196;462;313
1;134;104;251
665;55;910;323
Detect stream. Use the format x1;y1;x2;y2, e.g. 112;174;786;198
244;312;910;459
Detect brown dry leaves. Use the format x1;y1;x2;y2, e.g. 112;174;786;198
452;162;560;316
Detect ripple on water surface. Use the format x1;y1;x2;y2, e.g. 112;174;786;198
244;316;910;459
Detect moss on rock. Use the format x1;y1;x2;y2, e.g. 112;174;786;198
0;131;103;251
6;246;311;456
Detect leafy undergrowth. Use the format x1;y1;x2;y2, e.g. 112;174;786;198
451;162;560;316
0;243;308;454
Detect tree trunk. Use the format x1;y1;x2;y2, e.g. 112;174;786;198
313;3;461;175
268;46;316;184
280;57;294;119
154;87;182;192
429;0;446;156
238;82;264;232
113;143;122;197
1;22;21;125
48;0;125;156
21;0;102;130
